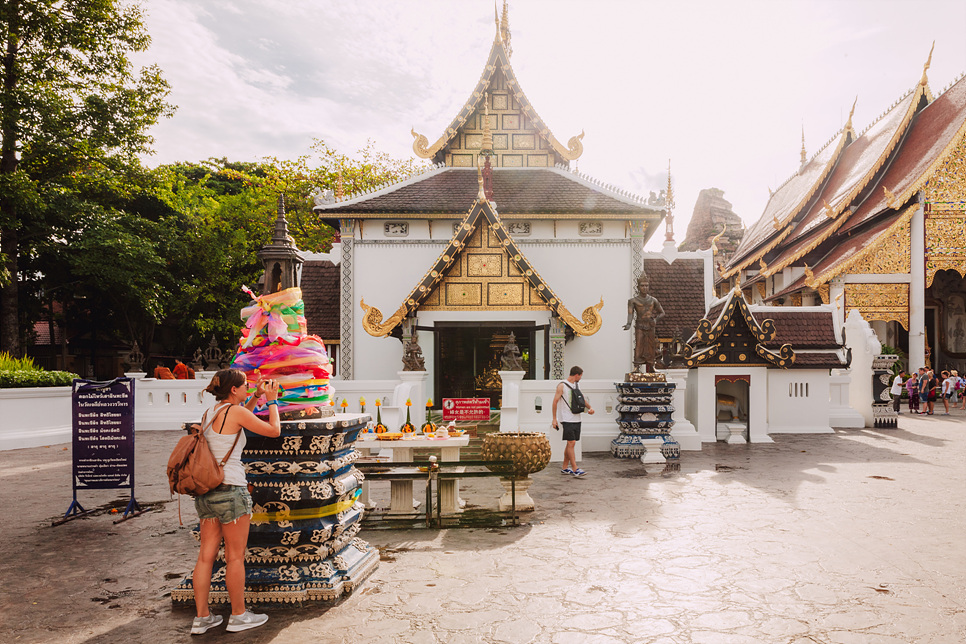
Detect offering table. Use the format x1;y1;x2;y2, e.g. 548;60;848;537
356;435;470;514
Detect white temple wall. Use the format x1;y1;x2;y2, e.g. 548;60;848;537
520;241;634;375
766;370;834;434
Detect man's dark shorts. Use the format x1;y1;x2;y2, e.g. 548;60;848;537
561;422;581;441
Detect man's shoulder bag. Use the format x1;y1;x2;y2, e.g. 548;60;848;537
563;382;586;414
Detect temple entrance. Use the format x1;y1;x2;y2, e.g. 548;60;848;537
434;322;542;408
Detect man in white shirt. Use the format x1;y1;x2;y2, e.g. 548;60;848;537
552;366;594;477
890;372;904;413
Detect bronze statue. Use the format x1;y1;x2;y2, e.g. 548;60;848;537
623;272;665;372
402;333;425;371
501;331;525;371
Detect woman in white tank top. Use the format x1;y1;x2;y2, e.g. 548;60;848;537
190;369;281;634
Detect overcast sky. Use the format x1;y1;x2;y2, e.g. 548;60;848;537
133;0;966;249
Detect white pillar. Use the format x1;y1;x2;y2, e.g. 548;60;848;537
844;309;881;427
664;368;700;450
499;370;525;432
909;201;926;369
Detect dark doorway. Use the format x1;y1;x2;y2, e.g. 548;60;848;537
435;322;538;408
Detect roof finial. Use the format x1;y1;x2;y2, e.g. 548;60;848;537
710;223;727;255
500;0;512;57
336;170;344;200
800;125;807;166
477;164;486;202
480;92;494;156
920;41;935;87
845;96;857;131
494;2;501;41
664;159;675;243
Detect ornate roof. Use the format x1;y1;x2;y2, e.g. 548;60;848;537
410;17;584;166
726;47;947;285
314;166;665;218
358;197;604;338
724;121;851;277
685;289;795;368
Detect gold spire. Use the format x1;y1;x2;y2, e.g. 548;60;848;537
845;96;858;132
920;41;935;87
494;3;501;41
800;125;807;166
336;170;344;200
481;92;494;155
500;0;512;57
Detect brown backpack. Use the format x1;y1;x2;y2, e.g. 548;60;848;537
167;407;240;497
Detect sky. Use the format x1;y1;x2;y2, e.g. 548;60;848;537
133;0;966;249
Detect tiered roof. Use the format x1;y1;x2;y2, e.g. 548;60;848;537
723;46;966;295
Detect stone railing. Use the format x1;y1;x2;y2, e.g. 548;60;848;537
501;372;698;461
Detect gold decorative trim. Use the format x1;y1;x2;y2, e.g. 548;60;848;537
925;210;966;287
807;203;916;287
556;298;604;336
844;283;909;330
359;299;407;337
817;284;830;304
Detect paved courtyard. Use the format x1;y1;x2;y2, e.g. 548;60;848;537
1;409;963;643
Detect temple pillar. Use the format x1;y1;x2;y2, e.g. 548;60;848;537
909;199;926;369
339;219;355;379
550;317;565;380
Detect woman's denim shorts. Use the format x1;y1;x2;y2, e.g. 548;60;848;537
194;484;252;524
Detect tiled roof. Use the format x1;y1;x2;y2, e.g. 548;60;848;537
784;90;919;247
728;129;846;269
844;74;966;233
315;168;662;216
642;258;706;340
758;310;839;349
301;261;340;340
788;352;847;368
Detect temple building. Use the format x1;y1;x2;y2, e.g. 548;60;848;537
311;5;671;404
719;46;966;373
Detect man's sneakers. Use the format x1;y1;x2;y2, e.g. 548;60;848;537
561;468;574;475
226;610;269;632
190;614;223;635
572;468;587;478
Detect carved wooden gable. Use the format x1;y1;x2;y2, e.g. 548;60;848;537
359;199;603;337
685;291;794;368
420;222;548;311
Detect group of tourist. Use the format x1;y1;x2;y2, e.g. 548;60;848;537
891;368;965;415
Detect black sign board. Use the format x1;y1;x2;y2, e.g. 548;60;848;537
60;378;142;523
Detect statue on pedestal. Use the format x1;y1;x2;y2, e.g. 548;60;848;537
623;272;665;372
402;333;425;371
501;331;525;371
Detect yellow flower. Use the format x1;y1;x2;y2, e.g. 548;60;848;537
426;398;433;407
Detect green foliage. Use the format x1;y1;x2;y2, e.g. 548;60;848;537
879;345;907;376
0;352;38;371
0;352;78;387
0;370;79;388
0;0;173;355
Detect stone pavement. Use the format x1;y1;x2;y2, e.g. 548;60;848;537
1;408;964;643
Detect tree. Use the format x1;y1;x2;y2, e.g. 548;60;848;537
0;0;172;356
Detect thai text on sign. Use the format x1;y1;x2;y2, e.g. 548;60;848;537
442;398;490;421
71;378;136;489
